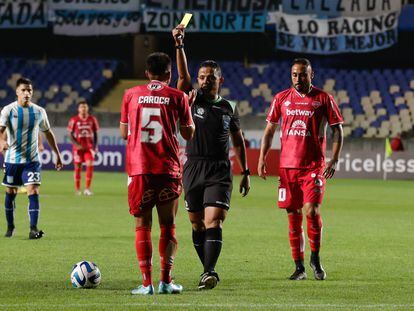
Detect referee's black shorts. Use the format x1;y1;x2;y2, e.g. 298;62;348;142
183;158;233;212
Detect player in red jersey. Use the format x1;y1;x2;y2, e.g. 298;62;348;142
120;52;195;295
258;58;343;281
68;101;99;195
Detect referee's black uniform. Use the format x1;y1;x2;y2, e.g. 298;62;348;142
183;91;240;212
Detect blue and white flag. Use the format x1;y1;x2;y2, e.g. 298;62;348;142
0;0;47;28
269;0;402;54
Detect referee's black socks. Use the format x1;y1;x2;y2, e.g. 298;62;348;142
192;230;206;265
203;227;223;273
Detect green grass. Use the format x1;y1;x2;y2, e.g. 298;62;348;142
1;172;414;310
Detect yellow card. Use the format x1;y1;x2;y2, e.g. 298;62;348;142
180;13;192;28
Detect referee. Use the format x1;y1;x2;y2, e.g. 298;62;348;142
172;25;250;290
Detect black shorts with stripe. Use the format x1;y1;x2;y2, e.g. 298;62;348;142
183;158;233;212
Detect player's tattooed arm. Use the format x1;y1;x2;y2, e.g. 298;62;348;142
324;124;343;179
332;124;343;143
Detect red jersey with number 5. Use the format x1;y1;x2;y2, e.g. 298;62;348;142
67;115;99;151
120;80;193;177
267;86;343;169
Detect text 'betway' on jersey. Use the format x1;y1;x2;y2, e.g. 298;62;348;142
138;96;170;105
286;108;314;117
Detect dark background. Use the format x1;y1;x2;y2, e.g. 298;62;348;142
1;27;413;78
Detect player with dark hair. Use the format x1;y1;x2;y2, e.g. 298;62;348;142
67;101;99;195
172;25;250;290
258;58;343;280
120;52;195;295
0;77;63;238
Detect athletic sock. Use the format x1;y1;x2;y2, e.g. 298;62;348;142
307;214;323;253
288;213;305;262
5;192;16;228
192;229;205;265
311;251;320;263
85;165;93;189
159;224;177;284
135;226;153;286
28;194;40;228
295;259;305;271
74;166;81;191
203;228;222;273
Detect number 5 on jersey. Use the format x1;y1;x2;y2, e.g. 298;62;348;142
141;107;162;144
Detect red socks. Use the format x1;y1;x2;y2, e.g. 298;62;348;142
135;225;177;286
86;165;93;189
135;227;153;286
288;213;305;261
74;165;93;191
74;166;81;190
307;214;323;253
159;225;177;284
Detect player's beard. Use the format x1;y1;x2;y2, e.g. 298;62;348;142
201;85;216;98
294;83;309;94
201;84;212;93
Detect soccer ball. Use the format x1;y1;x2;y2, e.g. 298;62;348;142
70;260;101;288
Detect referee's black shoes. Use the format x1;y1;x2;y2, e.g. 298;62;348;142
198;271;220;290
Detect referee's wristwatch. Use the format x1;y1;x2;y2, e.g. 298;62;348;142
241;169;250;176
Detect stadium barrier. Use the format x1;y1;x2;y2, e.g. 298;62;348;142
0;144;280;175
1;146;412;179
328;151;414;180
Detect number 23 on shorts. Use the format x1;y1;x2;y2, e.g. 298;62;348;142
27;171;41;183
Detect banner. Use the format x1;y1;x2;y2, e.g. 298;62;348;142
39;144;125;171
144;9;266;32
48;0;140;11
52;10;141;36
271;9;400;54
0;143;280;175
272;11;398;37
0;0;47;28
281;0;400;17
142;0;280;12
231;148;280;176
50;127;280;149
329;151;414;180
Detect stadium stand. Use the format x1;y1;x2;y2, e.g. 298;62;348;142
0;58;119;113
172;61;414;138
1;57;413;139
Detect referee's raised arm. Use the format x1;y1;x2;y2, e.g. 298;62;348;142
172;25;192;92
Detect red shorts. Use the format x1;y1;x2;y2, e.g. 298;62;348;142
277;167;325;209
73;149;94;164
128;174;182;216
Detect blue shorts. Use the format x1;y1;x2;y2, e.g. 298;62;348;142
2;162;42;188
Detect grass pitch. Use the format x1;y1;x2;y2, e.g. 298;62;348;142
0;172;413;310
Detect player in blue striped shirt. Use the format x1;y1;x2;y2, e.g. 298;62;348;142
0;77;63;239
